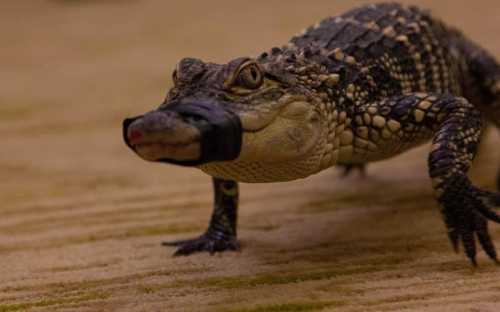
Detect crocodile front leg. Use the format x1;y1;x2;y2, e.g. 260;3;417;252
162;177;239;256
351;93;500;264
426;96;500;265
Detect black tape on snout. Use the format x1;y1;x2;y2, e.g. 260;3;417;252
159;101;242;166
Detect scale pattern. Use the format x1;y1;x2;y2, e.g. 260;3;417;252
277;3;500;265
165;3;500;264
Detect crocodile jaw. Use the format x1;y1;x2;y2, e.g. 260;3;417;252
199;100;329;182
123;111;202;162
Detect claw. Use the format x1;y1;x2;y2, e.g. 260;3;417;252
477;201;500;223
478;189;500;207
488;192;500;207
475;214;498;263
462;233;477;266
163;233;240;256
442;189;500;265
456;209;478;266
443;211;460;253
470;256;478;267
448;229;460;253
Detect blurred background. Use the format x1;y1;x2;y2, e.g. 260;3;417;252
1;1;500;311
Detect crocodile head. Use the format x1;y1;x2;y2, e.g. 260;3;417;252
123;50;333;182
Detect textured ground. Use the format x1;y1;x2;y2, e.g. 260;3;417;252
2;1;500;311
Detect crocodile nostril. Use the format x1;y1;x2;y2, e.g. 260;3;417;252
123;115;144;148
127;129;143;144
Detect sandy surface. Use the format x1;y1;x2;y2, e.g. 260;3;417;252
2;1;500;311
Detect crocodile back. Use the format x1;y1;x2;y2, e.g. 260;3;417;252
290;3;463;98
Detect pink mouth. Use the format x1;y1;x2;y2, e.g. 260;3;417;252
134;140;200;161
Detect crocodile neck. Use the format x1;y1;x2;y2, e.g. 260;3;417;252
257;45;384;168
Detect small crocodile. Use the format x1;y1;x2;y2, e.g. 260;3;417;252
123;3;500;265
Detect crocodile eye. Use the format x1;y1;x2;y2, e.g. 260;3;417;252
235;62;263;89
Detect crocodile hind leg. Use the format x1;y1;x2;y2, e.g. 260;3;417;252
338;164;367;178
162;178;239;256
471;55;500;192
363;93;500;264
497;168;500;191
452;34;500;190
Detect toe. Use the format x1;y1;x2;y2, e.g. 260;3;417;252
458;213;477;266
474;214;498;263
164;233;239;256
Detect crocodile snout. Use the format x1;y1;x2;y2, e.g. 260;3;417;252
123;110;202;162
123;101;242;166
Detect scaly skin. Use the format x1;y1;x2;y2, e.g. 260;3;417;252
124;3;500;264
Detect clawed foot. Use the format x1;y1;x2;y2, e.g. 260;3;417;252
441;181;500;266
162;233;240;256
338;164;366;178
